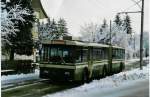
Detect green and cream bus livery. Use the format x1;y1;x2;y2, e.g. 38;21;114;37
39;39;125;82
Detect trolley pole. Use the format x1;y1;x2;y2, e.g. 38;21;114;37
140;0;144;70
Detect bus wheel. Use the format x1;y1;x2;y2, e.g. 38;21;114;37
102;65;107;77
82;68;89;83
120;62;125;72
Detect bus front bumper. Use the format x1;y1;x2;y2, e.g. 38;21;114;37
40;67;75;81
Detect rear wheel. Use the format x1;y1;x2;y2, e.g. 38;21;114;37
102;65;107;77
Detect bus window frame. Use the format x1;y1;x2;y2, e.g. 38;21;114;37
41;44;76;64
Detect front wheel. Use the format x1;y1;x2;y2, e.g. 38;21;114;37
82;68;89;83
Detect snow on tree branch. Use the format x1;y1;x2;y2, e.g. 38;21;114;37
1;2;31;44
80;20;135;59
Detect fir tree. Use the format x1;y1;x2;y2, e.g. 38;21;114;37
114;14;122;26
51;19;59;39
99;19;109;44
123;14;132;34
101;19;108;28
57;18;68;38
38;18;68;40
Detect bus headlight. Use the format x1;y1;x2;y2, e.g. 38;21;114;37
64;71;70;76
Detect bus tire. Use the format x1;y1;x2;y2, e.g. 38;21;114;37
102;65;107;77
120;62;125;72
82;68;89;83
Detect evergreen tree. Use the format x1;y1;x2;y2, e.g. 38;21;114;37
46;18;52;39
123;14;132;34
57;18;68;38
99;19;109;44
4;0;35;60
101;19;108;28
38;18;57;40
114;14;122;26
38;18;68;40
51;19;59;39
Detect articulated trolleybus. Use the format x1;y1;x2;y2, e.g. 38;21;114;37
39;38;125;82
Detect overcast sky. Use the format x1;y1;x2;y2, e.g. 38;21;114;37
41;0;149;36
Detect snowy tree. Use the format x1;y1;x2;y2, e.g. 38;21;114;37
51;19;59;39
122;14;132;34
1;0;35;60
38;18;57;40
57;18;68;38
80;15;135;59
38;18;68;41
80;19;110;44
114;14;122;26
38;19;53;40
101;19;107;28
97;19;110;44
1;2;30;44
80;23;99;42
104;14;134;59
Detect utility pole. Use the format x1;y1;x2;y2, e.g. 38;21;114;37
140;0;144;70
92;31;94;42
117;0;144;70
110;20;112;45
109;20;112;74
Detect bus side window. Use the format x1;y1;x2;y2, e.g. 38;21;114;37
101;48;103;59
121;49;123;59
93;48;97;60
116;49;118;59
83;49;88;62
51;48;57;57
112;49;115;58
43;45;48;61
63;50;68;57
119;49;121;59
76;48;82;63
123;50;125;59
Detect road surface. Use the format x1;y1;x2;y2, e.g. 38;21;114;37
69;79;149;97
120;80;149;97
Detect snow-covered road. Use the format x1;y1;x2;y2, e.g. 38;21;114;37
43;64;149;97
1;69;40;88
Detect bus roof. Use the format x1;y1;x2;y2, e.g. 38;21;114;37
112;45;124;49
41;40;124;49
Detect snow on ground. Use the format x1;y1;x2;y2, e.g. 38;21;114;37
1;69;39;87
43;64;149;97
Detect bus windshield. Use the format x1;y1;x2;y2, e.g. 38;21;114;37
41;45;74;63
